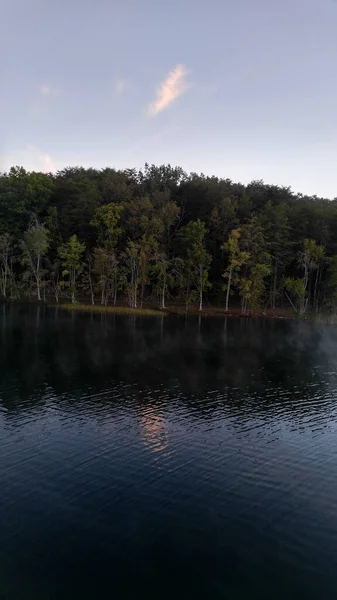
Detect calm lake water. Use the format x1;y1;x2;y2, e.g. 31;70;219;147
1;306;337;599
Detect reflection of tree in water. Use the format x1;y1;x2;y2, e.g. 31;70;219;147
1;306;337;423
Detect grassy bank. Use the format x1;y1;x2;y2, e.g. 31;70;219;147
46;300;337;323
163;305;298;318
53;302;298;319
53;303;167;317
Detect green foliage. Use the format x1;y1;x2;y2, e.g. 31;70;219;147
91;203;124;249
225;219;271;313
222;228;249;311
283;277;307;313
21;220;49;300
58;234;85;303
178;220;211;310
301;238;324;268
1;162;337;313
284;277;306;297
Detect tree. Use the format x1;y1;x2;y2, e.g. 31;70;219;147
178;220;211;310
91;202;124;250
48;258;62;303
283;277;307;314
209;197;239;273
2;161;337;315
0;167;54;239
299;239;324;303
236;218;271;314
300;239;325;312
58;235;85;303
91;202;124;306
260;201;291;308
152;254;182;309
124;241;140;308
138;234;158;307
21;219;49;301
222;229;249;312
86;251;95;306
284;239;324;314
53;167;100;243
159;200;181;255
93;247;120;306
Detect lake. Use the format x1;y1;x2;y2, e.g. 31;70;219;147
1;306;337;599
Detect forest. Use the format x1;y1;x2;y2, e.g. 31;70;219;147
1;163;337;315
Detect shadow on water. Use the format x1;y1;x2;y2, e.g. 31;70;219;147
2;306;337;600
1;304;337;419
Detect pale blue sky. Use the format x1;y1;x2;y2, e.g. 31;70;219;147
2;0;337;197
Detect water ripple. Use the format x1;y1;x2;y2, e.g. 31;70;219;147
1;309;337;598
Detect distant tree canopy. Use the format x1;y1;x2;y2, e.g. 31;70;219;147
1;162;337;313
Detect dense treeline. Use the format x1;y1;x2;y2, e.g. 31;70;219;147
1;163;337;314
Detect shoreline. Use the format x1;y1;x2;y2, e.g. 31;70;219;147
3;300;336;324
48;302;311;321
53;303;167;317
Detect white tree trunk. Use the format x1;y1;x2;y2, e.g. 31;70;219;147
225;269;232;312
199;265;203;311
199;287;203;311
161;284;166;309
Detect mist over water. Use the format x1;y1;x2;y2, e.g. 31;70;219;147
1;306;337;599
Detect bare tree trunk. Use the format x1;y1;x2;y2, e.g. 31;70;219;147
303;263;309;309
161;282;166;309
199;265;203;311
140;283;145;308
285;291;298;313
10;261;13;299
130;258;138;308
185;283;190;312
199;287;203;311
104;282;110;306
71;271;75;304
130;281;137;308
225;269;232;312
88;268;95;305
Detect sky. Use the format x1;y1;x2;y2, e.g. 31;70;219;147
1;0;337;197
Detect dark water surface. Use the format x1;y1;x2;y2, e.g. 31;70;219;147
1;306;337;599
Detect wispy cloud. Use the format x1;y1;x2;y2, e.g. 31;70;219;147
1;145;58;173
26;145;57;172
148;64;190;116
39;152;57;173
39;83;59;97
114;78;129;95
